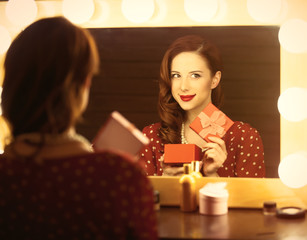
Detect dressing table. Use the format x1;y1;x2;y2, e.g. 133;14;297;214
149;176;307;239
157;207;307;240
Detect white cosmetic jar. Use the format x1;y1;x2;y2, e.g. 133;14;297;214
199;190;229;215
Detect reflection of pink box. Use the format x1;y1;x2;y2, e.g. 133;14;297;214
92;111;150;158
164;144;201;163
190;103;234;142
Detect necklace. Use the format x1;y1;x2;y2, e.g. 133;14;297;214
181;123;189;144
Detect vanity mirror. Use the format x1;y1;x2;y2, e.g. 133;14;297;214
77;26;280;178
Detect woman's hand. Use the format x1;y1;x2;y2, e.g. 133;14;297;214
158;154;184;176
201;136;227;177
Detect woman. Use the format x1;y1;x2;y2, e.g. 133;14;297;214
0;17;157;240
140;35;265;178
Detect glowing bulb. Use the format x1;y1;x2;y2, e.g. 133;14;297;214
121;0;155;24
0;26;11;55
277;87;307;122
279;152;307;188
278;19;307;53
89;0;110;24
247;0;284;23
63;0;95;24
5;0;37;28
184;0;219;22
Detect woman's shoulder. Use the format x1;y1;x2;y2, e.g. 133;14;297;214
66;151;144;171
227;121;261;139
0;150;147;179
230;121;259;133
142;122;161;135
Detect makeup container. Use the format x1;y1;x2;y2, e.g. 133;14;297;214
154;190;160;211
263;201;277;216
190;160;202;178
276;207;306;219
179;164;196;212
199;182;229;215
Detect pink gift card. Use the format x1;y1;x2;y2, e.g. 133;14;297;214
189;103;234;142
92;111;150;159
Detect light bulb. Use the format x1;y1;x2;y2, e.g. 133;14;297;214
277;87;307;122
184;0;219;22
63;0;95;24
5;0;37;28
278;19;307;53
279;152;307;188
247;0;284;23
121;0;155;24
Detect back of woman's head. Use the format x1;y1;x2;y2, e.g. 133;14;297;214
2;17;99;137
158;35;223;143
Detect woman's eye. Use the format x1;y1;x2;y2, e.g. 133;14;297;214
171;73;180;79
191;73;201;78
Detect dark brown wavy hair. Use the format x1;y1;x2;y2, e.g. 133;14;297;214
158;35;224;144
2;17;99;138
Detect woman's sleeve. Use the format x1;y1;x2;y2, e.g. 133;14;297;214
139;125;158;176
235;124;265;178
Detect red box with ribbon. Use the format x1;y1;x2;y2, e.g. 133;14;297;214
164;144;201;163
189;103;234;142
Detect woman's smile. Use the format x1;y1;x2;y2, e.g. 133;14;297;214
180;94;196;102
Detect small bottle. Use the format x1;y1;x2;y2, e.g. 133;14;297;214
179;164;196;212
153;190;160;211
263;201;277;216
190;161;203;179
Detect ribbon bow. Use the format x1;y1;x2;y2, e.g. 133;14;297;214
198;111;226;139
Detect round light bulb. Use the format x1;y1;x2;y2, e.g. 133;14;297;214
5;0;37;28
277;87;307;122
278;152;307;188
184;0;219;22
0;26;11;55
63;0;95;24
278;19;307;53
247;0;283;23
121;0;155;24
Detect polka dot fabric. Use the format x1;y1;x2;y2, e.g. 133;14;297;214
0;151;158;240
140;121;265;178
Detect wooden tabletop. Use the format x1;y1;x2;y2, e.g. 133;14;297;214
157;207;307;240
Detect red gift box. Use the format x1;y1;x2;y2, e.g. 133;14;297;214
189;103;234;142
164;144;201;163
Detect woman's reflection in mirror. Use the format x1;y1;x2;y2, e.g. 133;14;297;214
140;35;265;178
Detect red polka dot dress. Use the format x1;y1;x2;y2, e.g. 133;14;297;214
0;151;158;240
140;121;265;178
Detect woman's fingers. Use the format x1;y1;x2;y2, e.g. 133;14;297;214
202;137;227;176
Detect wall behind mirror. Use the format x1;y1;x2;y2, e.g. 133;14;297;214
76;26;280;178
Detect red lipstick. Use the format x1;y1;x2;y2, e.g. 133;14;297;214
180;94;195;102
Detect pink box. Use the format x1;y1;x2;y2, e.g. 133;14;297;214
164;144;201;163
92;111;149;158
189;103;234;142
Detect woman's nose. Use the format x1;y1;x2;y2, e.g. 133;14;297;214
180;77;189;91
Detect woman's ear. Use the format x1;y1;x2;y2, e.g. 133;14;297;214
211;71;221;89
84;75;92;89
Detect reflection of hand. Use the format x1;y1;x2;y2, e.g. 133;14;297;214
202;136;227;177
158;155;184;176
